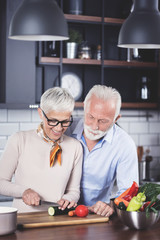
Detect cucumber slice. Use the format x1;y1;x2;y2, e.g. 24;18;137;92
48;207;55;216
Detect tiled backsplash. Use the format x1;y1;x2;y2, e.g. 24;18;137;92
0;108;160;180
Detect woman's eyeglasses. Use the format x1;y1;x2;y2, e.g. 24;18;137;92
41;109;73;127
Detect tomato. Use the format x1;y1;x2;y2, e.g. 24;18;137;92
75;205;89;217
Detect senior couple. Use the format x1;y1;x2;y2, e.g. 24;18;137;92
0;85;138;216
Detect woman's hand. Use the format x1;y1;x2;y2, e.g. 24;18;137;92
57;198;77;210
88;201;114;217
22;188;40;206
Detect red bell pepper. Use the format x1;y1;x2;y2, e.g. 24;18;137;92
140;201;151;211
122;181;139;201
139;201;156;212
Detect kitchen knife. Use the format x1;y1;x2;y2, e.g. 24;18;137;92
39;200;59;206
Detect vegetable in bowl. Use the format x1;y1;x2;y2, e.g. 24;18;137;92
114;182;160;217
114;182;160;229
138;182;160;217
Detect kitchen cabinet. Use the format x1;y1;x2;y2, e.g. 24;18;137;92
0;0;37;109
38;0;160;109
0;0;159;109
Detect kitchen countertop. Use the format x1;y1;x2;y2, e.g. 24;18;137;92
0;213;160;240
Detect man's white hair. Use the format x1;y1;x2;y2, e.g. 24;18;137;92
40;87;75;113
84;85;121;119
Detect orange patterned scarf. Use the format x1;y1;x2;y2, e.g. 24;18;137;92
50;142;62;167
37;123;62;167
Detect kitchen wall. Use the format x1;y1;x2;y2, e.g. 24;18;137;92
0;108;160;181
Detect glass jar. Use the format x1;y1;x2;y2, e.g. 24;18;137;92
78;45;92;59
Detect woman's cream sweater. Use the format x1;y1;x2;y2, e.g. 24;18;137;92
0;130;83;212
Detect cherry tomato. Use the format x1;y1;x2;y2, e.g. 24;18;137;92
75;205;89;217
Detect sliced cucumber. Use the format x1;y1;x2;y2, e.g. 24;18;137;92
48;207;55;216
48;206;75;216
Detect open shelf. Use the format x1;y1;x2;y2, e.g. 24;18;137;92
104;17;124;24
65;14;102;23
75;102;158;109
103;60;157;68
37;1;160;111
40;57;157;68
65;14;125;25
1;0;159;109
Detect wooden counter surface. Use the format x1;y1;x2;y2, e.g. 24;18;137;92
0;213;160;240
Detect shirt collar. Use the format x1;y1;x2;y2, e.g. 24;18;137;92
102;126;114;144
72;118;84;140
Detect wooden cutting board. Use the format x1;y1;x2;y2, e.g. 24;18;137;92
17;211;109;229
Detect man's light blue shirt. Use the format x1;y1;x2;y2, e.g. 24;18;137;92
69;119;139;206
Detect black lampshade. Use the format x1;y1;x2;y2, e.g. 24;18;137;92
8;0;69;41
118;0;160;48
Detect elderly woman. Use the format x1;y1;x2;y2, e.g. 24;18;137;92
0;87;83;212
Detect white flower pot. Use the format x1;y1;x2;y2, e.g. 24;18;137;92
66;42;78;59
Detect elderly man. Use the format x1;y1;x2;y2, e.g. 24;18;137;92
67;85;139;217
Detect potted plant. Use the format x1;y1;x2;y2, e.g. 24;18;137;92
66;29;82;58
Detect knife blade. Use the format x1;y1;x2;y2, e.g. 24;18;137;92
39;200;59;207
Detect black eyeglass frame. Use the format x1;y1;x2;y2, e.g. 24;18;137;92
41;109;73;127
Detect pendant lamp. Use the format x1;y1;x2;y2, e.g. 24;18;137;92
8;0;69;41
118;0;160;48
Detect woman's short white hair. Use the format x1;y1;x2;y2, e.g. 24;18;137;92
84;85;122;119
40;87;75;113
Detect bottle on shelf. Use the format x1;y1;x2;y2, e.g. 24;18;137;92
96;45;101;60
140;77;150;101
136;76;151;102
141;77;150;101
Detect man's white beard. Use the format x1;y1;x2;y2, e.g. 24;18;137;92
84;123;109;141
